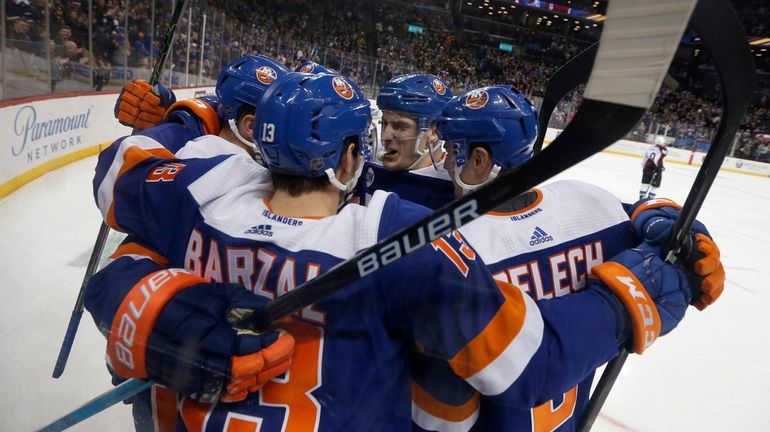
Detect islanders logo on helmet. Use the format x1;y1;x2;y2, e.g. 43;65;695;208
332;76;355;100
432;78;447;96
299;63;315;73
465;89;489;110
256;66;278;85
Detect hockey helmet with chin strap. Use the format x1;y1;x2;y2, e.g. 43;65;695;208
216;55;289;153
376;74;453;166
254;72;372;193
437;85;538;193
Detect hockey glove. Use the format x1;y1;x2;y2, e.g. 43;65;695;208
107;269;294;403
592;242;691;354
629;198;725;310
114;79;176;130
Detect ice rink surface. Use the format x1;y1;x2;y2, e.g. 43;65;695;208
1;149;768;431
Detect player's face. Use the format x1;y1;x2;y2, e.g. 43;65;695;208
380;111;424;170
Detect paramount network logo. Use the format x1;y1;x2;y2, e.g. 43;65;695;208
245;224;273;237
529;226;553;246
12;105;92;156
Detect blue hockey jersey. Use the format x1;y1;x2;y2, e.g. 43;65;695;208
354;161;456;210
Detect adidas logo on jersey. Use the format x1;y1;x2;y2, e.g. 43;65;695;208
245;224;273;237
529;226;553;246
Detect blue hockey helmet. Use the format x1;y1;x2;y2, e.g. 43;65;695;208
216;55;289;121
376;74;453;131
255;72;372;186
294;60;338;75
437;85;538;173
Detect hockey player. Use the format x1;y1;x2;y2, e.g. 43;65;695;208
410;85;725;431
113;53;289;156
640;139;668;199
88;71;712;431
90;55;289;429
355;73;456;209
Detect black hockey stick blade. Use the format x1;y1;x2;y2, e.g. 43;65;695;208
534;42;598;154
51;0;188;379
236;0;699;331
577;0;755;430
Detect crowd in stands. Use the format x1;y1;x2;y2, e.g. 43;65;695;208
4;0;770;162
735;0;769;37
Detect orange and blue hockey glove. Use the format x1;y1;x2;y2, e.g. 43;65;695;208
629;198;725;310
114;79;176;130
591;242;691;354
106;269;294;403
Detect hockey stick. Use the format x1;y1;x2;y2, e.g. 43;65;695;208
534;42;598;154
37;0;696;428
37;379;148;432
51;0;188;379
577;0;755;430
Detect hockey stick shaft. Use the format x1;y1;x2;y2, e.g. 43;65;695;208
51;0;188;379
36;379;150;432
577;0;755;430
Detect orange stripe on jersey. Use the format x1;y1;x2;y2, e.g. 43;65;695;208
107;269;207;378
106;201;120;231
118;146;176;180
166;99;222;135
412;381;480;422
629;198;681;224
152;385;178;432
110;242;169;266
448;280;527;379
487;188;543;217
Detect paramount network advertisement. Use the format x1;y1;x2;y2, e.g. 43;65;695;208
0;87;215;191
0;93;127;186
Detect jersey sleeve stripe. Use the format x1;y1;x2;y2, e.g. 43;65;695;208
449;281;544;396
96;136;175;226
412;402;479;432
412;381;480;425
109;242;170;266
